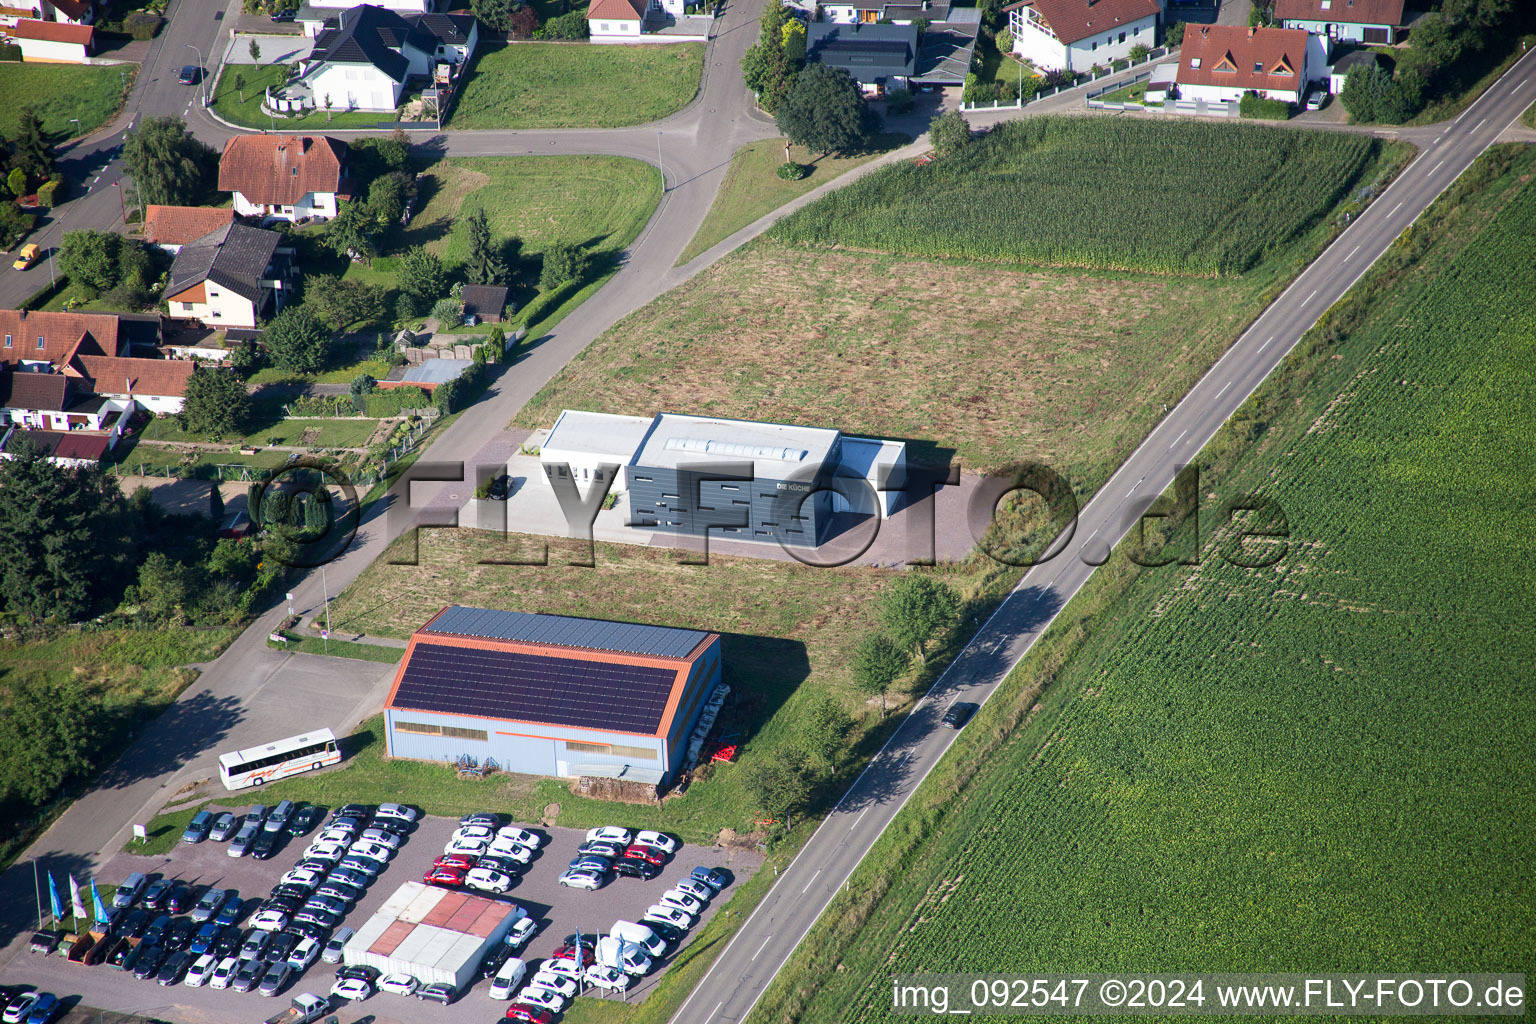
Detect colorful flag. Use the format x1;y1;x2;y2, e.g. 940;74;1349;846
68;873;85;922
90;878;108;924
47;872;62;922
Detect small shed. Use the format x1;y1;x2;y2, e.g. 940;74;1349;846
1144;61;1178;103
1328;49;1382;95
460;284;509;324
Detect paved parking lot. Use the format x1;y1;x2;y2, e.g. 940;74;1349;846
1;808;760;1023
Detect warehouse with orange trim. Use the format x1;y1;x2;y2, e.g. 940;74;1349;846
383;606;723;786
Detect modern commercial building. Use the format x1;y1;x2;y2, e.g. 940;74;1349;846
539;410;908;548
343;881;522;990
384;606;723;786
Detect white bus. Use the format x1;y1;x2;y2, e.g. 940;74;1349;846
218;729;340;790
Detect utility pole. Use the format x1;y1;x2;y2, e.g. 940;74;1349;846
321;564;331;655
656;132;665;192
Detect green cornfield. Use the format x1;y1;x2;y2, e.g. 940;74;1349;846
770;117;1380;276
754;152;1536;1022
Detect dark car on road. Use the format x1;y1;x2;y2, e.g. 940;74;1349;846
941;701;979;729
177;65;200;85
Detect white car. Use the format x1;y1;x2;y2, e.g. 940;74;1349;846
659;889;704;915
209;956;240;989
528;971;578;998
287;937;322;970
359;827;402;849
464;868;514;894
375;803;418;823
486;837;534;863
488;957;527;999
280;867;324;889
585;826;633;846
585;964;632;992
673;878;714;903
444;835;488;857
514;986;566;1012
322;927;355;964
331;977;374;1002
643;905;695;930
184;953;217;987
304;840;347;862
315;827;354;846
505;917;538;949
379;973;419;997
452;824;495;843
541;957;583;981
250;908;291;932
2;994;38;1024
558;868;604;890
634;830;678;855
496;826;541;849
348;840;393;862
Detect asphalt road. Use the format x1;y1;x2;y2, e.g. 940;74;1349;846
667;48;1536;1024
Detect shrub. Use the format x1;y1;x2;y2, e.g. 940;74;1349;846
776;161;808;181
535;10;587;38
539;241;588;291
995;26;1013;52
0;43;20;62
35;180;59;209
123;11;162;38
885;87;915;116
1239;93;1292;120
1164;20;1184;46
1129;42;1149;62
431;296;464;324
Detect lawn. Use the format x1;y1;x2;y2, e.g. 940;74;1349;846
751;145;1536;1024
449;42;703;129
675;134;909;265
210;63;405;130
0;63;135;140
140;415;381;449
1095;81;1147;104
1525;100;1536;128
771;117;1387;276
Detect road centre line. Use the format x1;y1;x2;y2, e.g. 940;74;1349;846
801;869;822;894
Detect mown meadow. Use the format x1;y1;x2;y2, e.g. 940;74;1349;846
770;118;1382;276
751;147;1536;1022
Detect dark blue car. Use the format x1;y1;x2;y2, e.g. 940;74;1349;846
191;922;221;955
24;993;59;1024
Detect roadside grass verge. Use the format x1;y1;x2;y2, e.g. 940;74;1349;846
1404;30;1536;126
749;144;1536;1022
266;634;404;663
449;42;703;129
676;134;909;265
0;63;136;140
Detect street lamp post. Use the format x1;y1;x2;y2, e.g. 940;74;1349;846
656;132;665;192
187;43;208;106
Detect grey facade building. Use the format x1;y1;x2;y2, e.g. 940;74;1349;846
384;606;723;786
806;22;919;94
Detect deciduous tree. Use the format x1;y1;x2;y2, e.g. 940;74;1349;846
880;574;959;664
122;116;217;207
264;304;333;373
929;108;971;156
0;681;101;805
398;246;447;315
776;63;871;156
180;365;252;435
538;240;587;290
852;631;907;715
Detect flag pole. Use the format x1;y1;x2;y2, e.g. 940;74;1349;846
33;858;42;931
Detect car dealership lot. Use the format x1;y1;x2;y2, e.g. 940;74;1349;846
1;808;759;1022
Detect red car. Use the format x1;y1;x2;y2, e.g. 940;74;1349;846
434;854;478;871
552;944;595;967
623;844;664;866
423;866;466;887
505;1005;554;1024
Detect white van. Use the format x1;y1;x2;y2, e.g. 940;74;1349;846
596;935;653;976
610;920;667;958
488;957;527;999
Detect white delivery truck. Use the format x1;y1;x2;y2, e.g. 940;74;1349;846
610;920;668;958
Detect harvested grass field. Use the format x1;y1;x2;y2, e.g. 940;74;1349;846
753;146;1536;1023
450;42;703;129
676;135;909;265
0;63;135;140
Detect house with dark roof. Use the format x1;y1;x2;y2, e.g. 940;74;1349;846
142;205;236;253
1277;0;1404;45
384;606;725;787
0;366;122;433
164;222;294;330
460;284;508;324
1176;24;1322;104
1003;0;1161;73
218;134;350;222
807;22;918;96
293;5;476;113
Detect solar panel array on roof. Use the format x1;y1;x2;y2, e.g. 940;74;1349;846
393;643;678;734
423;606;707;660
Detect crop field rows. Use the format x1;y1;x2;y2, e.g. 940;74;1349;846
770;118;1381;276
752;151;1536;1022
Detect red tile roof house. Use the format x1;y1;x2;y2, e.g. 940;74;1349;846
1002;0;1161;74
8;17;93;62
1276;0;1405;45
586;0;646;42
218;134;351;223
0;309;196;415
1175;24;1323;106
142;205;236;254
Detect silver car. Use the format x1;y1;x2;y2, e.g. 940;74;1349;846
228;822;260;857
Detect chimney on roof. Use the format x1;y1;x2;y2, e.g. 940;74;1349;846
1248;25;1255;35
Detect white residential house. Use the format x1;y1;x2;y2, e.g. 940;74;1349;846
218;134;350;222
1175;24;1322;105
164;222;295;330
586;0;645;41
8;18;93;61
1004;0;1161;73
1275;0;1404;44
294;5;476;111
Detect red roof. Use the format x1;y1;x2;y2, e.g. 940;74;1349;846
1274;0;1404;26
586;0;645;22
0;309;118;366
3;428;109;463
217;135;348;206
1001;0;1160;45
73;355;195;398
10;18;93;43
142;205;235;247
1177;24;1309;92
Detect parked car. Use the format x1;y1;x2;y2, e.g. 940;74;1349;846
230;957;265;992
251;908;290;932
270;6;296;21
251;830;282;860
486;474;512;500
417;982;457;1005
302;895;347;918
209;812;239;841
303;840;346;862
214;927;243;959
488;957;528;999
622;844;664;867
280;867;323;890
512;985;566;1012
209;956;240;989
374;803;418;824
191;887;228;923
336;856;383;877
423;866;466;888
348;840;393;863
182;809;215;844
3;994;39;1024
558;869;605;890
332;803;371;822
286;804;323;837
633;830;677;855
328;867;372;889
488;837;535;863
614;858;661;881
294;909;338;930
527;970;578;998
166;884;195;914
941;701;978;729
264;931;300;963
504;916;538;949
443;835;488;857
132;944;167;980
690;866;730;891
113;872;148;909
167;916;196;949
464;868;513;894
577;840;624;859
322;927;354;964
315;881;361;904
244;804;270;827
190;922;221;955
229;822;260;857
264;800;295;833
20;996;57;1024
143;915;172;948
358;827;401;849
258;962;294;996
459;812;501;828
643;905;694;930
1305;87;1325;111
215;896;249;928
585;964;631;992
585;826;633;846
674;878;714;903
287;936;322;970
496;826;541;849
379;973;418;997
141;878;173;910
503;1005;554;1024
240;928;271;960
157;950;192;986
452;824;495;843
567;855;612;874
433;854;477;872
